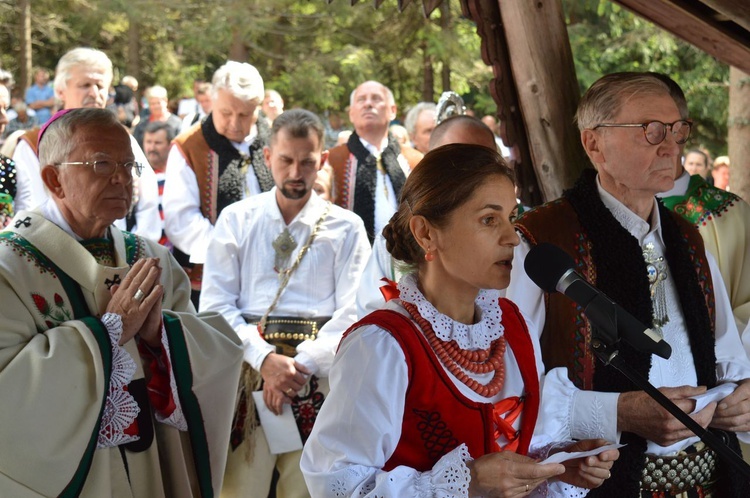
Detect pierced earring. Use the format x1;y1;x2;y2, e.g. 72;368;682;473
424;251;435;262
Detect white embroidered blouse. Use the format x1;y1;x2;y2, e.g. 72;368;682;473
301;274;587;497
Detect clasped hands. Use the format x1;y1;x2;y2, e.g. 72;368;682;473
105;257;164;348
260;352;311;415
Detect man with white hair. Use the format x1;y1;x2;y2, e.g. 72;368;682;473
12;47;161;241
132;85;181;148
163;61;273;307
326;80;422;244
403;101;436;153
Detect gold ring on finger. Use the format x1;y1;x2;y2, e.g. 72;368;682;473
133;288;146;302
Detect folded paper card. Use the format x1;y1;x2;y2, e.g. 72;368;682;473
689;382;737;415
539;443;625;465
252;390;303;454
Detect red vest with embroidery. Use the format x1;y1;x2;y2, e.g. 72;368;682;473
346;298;539;472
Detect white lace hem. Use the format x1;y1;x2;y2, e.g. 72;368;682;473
416;443;473;498
97;312;140;449
325;444;473;497
397;273;504;349
154;324;188;431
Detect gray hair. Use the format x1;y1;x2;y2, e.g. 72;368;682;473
53;47;113;96
404;102;437;135
39;108;123;167
575;72;673;131
271;109;325;149
648;72;689;119
211;61;264;103
0;84;8;103
349;80;395;108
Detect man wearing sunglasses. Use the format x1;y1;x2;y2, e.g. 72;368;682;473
507;72;750;497
0;107;243;497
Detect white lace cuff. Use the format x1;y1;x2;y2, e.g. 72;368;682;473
97;312;140;449
415;443;472;498
153;323;187;431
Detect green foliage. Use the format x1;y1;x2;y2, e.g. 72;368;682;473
563;0;729;155
0;0;730;155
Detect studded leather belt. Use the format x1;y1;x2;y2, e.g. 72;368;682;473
640;443;717;494
242;314;330;357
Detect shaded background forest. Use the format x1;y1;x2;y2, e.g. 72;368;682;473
0;0;732;156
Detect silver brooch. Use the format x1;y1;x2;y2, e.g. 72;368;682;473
643;242;669;329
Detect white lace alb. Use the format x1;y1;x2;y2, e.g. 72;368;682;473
97;312;140;448
397;273;504;350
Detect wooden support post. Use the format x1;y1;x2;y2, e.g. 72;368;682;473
495;0;587;202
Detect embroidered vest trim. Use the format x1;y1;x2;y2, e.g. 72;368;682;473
328;135;422;243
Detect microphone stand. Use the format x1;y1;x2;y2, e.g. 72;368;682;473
590;328;750;480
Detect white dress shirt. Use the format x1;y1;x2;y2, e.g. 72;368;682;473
199;189;371;376
355;232;400;318
162;126;260;264
13;135;162;242
506;176;750;456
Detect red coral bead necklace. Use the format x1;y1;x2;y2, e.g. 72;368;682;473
403;300;506;397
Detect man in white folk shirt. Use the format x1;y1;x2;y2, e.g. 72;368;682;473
200;109;371;497
506;72;750;497
163;61;273;308
12;47;161;242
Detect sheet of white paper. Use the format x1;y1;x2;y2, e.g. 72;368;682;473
689;382;737;415
539;443;625;465
251;390;303;454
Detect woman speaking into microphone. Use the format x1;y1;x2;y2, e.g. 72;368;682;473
301;144;619;497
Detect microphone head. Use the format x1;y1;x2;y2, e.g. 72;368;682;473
524;242;577;293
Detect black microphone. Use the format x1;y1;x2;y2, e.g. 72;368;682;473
524;242;672;359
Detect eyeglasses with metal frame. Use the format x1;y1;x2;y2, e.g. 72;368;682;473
54;160;143;184
592;120;692;146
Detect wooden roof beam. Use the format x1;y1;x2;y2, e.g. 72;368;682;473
612;0;750;74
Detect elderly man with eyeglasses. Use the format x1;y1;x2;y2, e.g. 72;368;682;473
506;72;750;497
0;107;243;497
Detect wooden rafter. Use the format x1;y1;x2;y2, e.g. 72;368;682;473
459;0;541;205
612;0;750;74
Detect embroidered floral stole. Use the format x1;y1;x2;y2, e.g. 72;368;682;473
661;174;743;225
